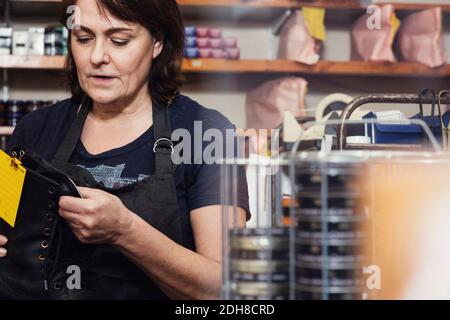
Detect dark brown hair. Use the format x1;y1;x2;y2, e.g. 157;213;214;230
60;0;185;106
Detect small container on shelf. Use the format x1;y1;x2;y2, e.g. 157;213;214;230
0;27;13;55
185;26;196;37
195;27;209;38
211;49;226;59
6;100;24;127
208;28;222;38
185;37;197;48
210;38;224;49
62;27;69;56
196;38;210;48
185;47;199;59
198;48;212;59
29;27;45;56
225;48;240;60
12;31;29;56
44;26;65;56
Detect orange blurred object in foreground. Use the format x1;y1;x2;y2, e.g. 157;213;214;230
362;155;450;299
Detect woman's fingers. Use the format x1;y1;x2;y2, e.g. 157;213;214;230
0;235;8;258
59;195;87;213
59;208;82;223
0;235;7;246
76;187;98;199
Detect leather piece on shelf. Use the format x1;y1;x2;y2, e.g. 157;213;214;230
246;77;307;130
351;4;398;63
396;7;447;68
277;10;322;66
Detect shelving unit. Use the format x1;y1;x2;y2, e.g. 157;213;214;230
7;0;450;21
0;55;65;70
3;1;450;77
184;60;450;77
8;0;450;11
180;0;450;11
2;0;450;129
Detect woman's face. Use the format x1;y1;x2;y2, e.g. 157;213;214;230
70;0;163;105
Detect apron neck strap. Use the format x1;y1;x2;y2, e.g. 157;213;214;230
153;103;176;175
52;97;90;164
52;96;175;175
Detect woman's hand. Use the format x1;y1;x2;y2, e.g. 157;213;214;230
0;235;7;258
58;187;134;245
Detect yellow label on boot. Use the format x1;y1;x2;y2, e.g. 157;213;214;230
0;149;26;228
303;7;327;41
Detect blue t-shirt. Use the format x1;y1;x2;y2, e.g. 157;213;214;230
7;94;250;251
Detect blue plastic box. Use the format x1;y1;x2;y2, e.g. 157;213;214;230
362;111;450;144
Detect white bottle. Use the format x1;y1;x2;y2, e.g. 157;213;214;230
12;31;29;56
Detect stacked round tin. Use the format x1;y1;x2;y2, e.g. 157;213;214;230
228;228;291;300
293;153;369;300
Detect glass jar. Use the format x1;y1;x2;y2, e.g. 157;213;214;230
6;100;24;127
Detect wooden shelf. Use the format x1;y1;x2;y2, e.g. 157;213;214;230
2;55;450;78
9;0;299;10
8;0;450;23
0;55;66;70
301;1;450;11
184;59;450;77
180;0;450;11
9;0;450;11
178;0;306;9
0;127;15;136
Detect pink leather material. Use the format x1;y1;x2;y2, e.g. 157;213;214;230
278;10;321;65
351;5;397;62
397;7;447;68
246;77;307;129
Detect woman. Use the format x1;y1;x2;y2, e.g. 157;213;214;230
0;0;249;300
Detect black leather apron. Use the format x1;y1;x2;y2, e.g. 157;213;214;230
0;98;183;300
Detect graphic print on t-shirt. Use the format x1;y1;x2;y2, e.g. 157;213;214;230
78;163;150;188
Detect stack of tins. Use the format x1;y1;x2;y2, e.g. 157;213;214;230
291;152;370;300
229;228;290;300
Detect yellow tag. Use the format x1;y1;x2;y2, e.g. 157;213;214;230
0;149;27;228
303;7;327;41
390;13;401;44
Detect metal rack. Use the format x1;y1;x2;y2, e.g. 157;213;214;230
221;147;449;300
221;93;450;299
338;92;450;151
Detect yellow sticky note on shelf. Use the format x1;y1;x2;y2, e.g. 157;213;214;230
390;13;401;43
303;7;327;41
0;149;26;228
